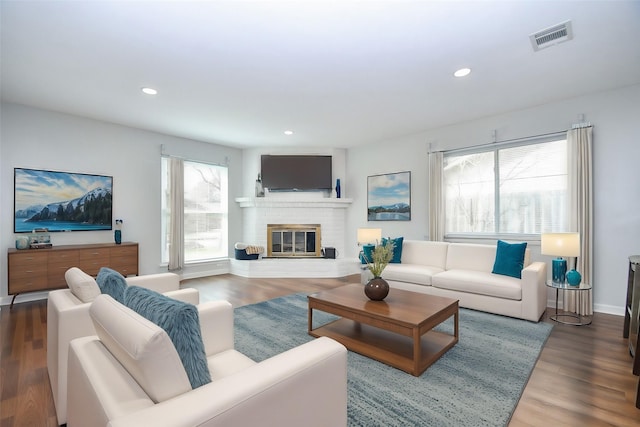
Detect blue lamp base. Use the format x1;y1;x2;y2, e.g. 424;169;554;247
552;258;567;283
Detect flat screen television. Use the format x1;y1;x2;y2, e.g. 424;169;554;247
14;168;113;233
261;155;332;192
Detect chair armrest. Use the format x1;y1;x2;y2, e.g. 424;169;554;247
197;301;234;356
125;273;181;293
107;337;348;427
68;336;155;427
47;289;99;425
521;261;548;322
162;288;200;305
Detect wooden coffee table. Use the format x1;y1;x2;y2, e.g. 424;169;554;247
308;283;458;376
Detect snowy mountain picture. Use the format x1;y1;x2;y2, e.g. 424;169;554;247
367;171;411;221
14;168;113;232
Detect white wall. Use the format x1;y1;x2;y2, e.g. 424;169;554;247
346;83;640;315
0;103;243;304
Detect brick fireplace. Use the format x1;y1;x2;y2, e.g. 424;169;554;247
232;196;359;278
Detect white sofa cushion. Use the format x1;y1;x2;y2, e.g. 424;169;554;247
400;240;449;268
433;269;522;300
90;294;192;403
445;243;498;272
65;267;101;303
382;263;442;285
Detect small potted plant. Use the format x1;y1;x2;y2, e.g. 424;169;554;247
363;239;395;300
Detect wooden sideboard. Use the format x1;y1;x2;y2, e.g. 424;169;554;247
8;242;138;307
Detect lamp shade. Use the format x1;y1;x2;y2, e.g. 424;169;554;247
540;233;580;257
357;228;382;245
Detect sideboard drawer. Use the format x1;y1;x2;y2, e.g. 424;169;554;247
10;275;48;294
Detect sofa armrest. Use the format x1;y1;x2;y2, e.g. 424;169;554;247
107;337;348;427
197;301;234;356
125;273;181;294
162;288;200;305
520;261;548;322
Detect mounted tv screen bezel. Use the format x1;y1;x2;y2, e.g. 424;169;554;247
260;155;332;192
14;168;113;233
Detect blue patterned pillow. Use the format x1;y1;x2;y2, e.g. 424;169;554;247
382;237;404;263
96;267;127;303
492;240;527;279
123;286;211;389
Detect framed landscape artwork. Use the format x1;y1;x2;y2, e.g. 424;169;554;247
367;171;411;221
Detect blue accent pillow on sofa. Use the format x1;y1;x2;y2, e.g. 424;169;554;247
96;267;127;303
123;286;211;389
382;237;404;263
360;244;375;264
492;240;527;279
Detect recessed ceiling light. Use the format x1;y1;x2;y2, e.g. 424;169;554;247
141;87;158;95
284;130;294;135
454;68;471;78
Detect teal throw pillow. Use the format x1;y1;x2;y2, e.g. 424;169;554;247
382;237;404;263
492;240;527;279
96;267;127;303
361;244;375;264
124;286;211;389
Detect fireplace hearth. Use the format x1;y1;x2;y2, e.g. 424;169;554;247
267;224;321;257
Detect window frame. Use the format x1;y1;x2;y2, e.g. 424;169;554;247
442;132;568;241
161;157;229;264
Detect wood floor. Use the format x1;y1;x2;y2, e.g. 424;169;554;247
1;274;639;426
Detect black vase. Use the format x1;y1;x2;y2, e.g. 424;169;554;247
365;277;389;301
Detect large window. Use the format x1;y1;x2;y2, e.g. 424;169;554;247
443;137;568;237
161;158;228;263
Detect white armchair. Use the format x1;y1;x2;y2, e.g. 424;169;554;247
47;268;199;426
67;294;348;427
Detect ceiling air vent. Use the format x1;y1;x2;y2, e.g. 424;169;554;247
529;20;573;51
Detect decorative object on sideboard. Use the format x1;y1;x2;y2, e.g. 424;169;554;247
29;228;52;249
114;219;123;244
362;238;395;301
15;236;29;250
541;232;580;284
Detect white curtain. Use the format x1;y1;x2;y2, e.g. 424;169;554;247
428;151;445;241
168;157;184;271
564;125;593;315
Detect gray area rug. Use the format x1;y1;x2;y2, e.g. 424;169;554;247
234;293;553;426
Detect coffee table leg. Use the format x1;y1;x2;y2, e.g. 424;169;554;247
413;327;420;376
454;310;459;341
308;305;313;333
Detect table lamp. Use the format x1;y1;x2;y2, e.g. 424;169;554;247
541;232;580;284
357;228;382;265
357;228;382;246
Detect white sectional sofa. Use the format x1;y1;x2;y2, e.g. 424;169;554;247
362;240;547;322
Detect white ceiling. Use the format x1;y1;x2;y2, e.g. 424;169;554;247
2;1;640;149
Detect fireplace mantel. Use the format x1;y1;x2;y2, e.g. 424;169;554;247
235;197;353;209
